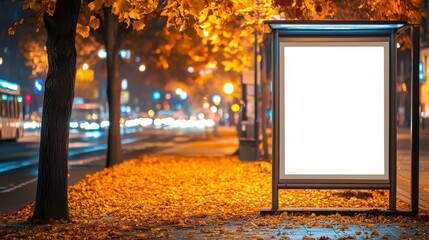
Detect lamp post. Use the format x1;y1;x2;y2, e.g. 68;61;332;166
253;20;259;161
239;0;261;161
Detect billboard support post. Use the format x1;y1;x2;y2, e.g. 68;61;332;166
411;24;420;215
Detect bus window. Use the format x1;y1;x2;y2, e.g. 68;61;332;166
8;100;12;118
3;101;7;117
18;101;23;119
13;98;18;118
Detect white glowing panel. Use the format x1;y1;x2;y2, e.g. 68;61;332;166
280;40;389;180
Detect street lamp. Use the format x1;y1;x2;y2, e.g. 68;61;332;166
0;57;3;65
203;102;210;109
212;94;222;106
231;103;240;113
97;49;107;58
82;63;89;70
139;64;146;72
223;82;234;95
179;91;187;100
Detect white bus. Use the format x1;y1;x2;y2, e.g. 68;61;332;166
70;102;108;131
0;79;24;141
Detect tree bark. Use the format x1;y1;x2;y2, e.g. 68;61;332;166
103;7;124;168
32;0;81;221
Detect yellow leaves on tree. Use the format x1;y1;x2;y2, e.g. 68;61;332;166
20;37;48;78
132;21;145;31
22;0;43;11
89;16;100;30
335;0;423;23
112;0;131;13
77;23;90;38
109;0;157;30
7;18;25;36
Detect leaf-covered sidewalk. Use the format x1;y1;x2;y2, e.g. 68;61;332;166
1;155;428;239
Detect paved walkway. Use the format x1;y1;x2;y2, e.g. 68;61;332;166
169;217;429;239
164;126;429;239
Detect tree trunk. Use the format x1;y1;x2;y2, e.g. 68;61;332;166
103;8;123;168
32;0;81;221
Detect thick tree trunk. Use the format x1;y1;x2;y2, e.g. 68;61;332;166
103;8;123;168
32;0;80;221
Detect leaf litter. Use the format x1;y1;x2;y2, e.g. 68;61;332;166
1;155;428;239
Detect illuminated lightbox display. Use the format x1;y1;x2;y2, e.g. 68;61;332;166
279;39;389;181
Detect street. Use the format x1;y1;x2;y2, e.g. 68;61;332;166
0;127;213;214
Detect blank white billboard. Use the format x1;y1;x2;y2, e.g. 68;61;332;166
279;39;389;181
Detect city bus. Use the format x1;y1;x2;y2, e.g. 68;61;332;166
0;79;24;141
70;102;108;131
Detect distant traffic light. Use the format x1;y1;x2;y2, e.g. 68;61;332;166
25;94;32;105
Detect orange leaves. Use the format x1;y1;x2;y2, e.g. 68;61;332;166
76;23;90;38
22;0;43;11
335;0;423;23
19;36;48;77
88;16;100;30
112;0;131;13
7;18;24;36
132;21;145;31
0;155;424;238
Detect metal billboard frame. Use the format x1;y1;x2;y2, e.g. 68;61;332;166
261;21;420;216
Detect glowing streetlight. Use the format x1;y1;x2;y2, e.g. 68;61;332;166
97;49;107;58
148;109;155;117
82;63;89;70
175;88;183;95
0;57;3;65
212;94;222;105
139;64;146;72
231;103;240;112
223;82;234;95
203;102;210;109
179;91;187;100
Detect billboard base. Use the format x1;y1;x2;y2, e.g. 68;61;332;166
260;207;415;216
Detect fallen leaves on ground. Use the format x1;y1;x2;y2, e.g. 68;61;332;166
0;155;428;239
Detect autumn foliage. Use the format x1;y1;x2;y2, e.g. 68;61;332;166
14;0;423;74
1;155;424;239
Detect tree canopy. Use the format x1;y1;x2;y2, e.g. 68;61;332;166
13;0;423;75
